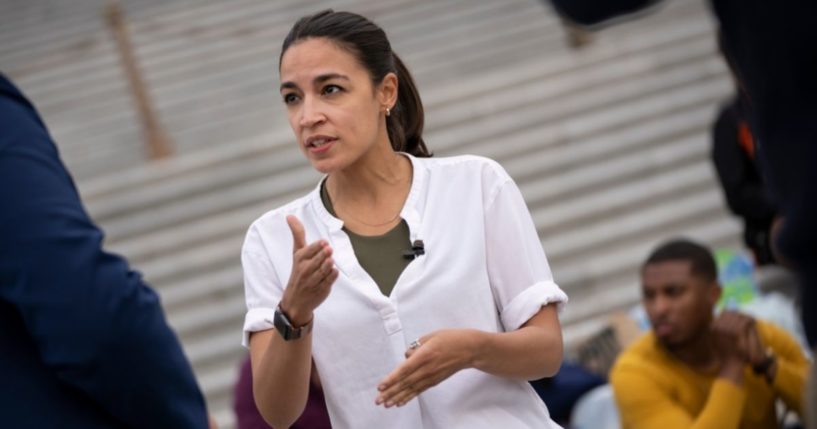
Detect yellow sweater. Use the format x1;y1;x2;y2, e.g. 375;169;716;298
610;320;810;429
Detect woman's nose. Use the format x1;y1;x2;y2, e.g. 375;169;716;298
299;97;325;128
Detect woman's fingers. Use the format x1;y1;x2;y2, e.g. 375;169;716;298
320;267;339;288
294;243;330;274
301;244;333;276
282;216;338;317
377;369;422;406
298;246;327;272
377;338;437;406
378;355;420;400
303;256;336;288
386;379;420;407
378;361;444;407
318;257;336;278
390;371;440;407
294;240;328;264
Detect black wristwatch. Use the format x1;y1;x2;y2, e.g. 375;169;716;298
272;305;313;341
752;347;776;382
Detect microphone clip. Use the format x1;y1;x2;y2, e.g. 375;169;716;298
402;240;425;260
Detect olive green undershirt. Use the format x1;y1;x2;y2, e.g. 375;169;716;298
320;181;412;297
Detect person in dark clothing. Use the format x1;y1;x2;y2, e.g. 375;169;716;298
547;0;817;349
233;356;331;429
0;73;210;428
529;363;607;425
711;97;778;266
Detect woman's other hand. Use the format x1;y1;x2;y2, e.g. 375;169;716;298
374;304;563;408
375;329;481;408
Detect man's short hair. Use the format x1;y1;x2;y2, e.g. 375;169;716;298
643;239;718;283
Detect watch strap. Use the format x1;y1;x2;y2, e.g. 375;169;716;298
751;347;776;380
272;305;313;341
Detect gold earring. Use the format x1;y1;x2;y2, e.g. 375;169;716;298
385;107;391;117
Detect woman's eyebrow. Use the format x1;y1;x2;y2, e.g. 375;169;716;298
280;81;298;92
280;73;350;92
314;73;350;84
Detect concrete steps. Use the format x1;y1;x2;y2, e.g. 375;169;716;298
88;25;727;249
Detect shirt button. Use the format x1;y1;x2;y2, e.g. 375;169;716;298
384;314;402;334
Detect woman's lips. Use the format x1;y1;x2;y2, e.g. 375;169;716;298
306;137;336;154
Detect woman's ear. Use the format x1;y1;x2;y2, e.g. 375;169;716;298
377;72;399;111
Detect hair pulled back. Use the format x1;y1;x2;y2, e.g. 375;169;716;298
280;9;431;157
643;239;718;283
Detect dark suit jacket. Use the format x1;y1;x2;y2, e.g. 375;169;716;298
0;74;208;428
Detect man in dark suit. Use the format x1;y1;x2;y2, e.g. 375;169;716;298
0;73;210;428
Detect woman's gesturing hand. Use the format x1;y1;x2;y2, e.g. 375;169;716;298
279;215;338;326
375;329;481;408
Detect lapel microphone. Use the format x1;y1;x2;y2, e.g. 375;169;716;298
402;240;425;260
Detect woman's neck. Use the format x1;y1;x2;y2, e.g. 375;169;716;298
327;147;410;205
326;137;412;200
325;145;413;234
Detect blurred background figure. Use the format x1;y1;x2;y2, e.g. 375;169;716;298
233;355;330;429
530;363;607;425
545;1;817;425
611;239;809;429
547;0;817;354
711;95;778;268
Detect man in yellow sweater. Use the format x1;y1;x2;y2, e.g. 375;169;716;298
611;239;810;429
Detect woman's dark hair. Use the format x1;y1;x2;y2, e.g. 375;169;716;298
280;10;431;157
643;239;718;283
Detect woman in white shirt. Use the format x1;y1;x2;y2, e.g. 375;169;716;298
242;9;568;429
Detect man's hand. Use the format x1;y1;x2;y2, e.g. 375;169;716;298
711;310;765;385
715;311;765;363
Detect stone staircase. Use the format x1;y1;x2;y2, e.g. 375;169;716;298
1;0;741;427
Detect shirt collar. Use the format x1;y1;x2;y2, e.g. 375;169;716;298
308;152;427;240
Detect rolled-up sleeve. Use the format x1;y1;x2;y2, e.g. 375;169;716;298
483;176;567;331
241;225;284;347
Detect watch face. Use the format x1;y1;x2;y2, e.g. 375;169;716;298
273;306;313;341
274;308;294;340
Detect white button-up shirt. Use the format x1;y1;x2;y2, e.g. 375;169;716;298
242;154;567;429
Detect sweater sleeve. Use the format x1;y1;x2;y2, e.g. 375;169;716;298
611;358;747;429
760;322;810;416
